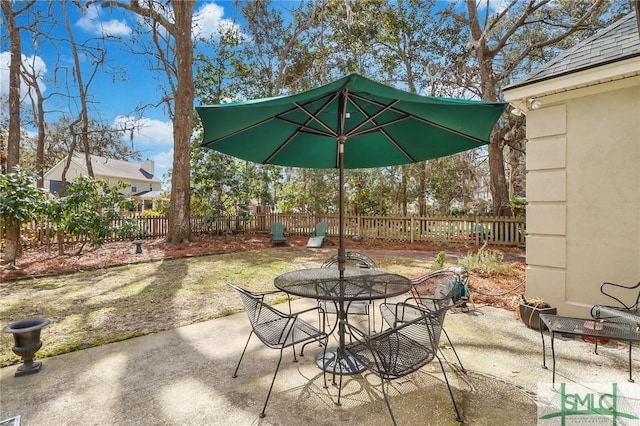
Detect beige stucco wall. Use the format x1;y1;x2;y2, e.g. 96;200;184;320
519;78;640;317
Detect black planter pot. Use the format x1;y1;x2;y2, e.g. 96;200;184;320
3;318;50;377
519;304;557;330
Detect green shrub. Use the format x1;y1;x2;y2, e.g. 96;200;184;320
458;242;516;277
431;251;446;270
140;210;161;218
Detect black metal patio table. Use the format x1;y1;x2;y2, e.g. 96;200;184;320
274;267;412;374
539;313;640;384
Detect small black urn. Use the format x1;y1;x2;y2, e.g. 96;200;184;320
3;318;50;377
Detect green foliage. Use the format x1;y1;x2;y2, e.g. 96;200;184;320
140;210;161;218
48;177;135;251
190;147;261;220
510;197;527;219
426;153;480;215
458;242;516;277
431;251;446;270
152;193;170;215
0;166;48;229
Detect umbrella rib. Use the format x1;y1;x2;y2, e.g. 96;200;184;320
203;116;277;145
345;98;401;137
263;94;339;164
345;98;417;162
290;99;339;138
275;116;335;137
350;92;488;144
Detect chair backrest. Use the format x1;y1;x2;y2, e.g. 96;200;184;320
315;222;328;237
321;251;376;269
379;301;448;348
345;305;447;379
599;281;640;313
228;283;291;348
411;266;468;306
271;222;285;236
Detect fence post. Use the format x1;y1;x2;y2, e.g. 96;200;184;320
410;215;414;243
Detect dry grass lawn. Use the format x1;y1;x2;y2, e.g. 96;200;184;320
1;234;525;367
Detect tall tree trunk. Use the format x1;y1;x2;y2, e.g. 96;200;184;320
166;0;194;243
21;59;46;187
419;163;427;216
35;86;45;187
1;0;35;263
400;166;407;216
488;135;510;215
63;1;94;177
465;0;510;216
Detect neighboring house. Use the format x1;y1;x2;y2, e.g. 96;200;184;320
503;11;640;316
44;154;165;211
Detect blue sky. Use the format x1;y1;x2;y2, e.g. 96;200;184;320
0;0;248;187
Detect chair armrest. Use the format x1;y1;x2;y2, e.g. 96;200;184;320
403;295;450;311
341;319;369;341
292;305;327;317
600;281;640;311
591;304;640;331
380;301;431;327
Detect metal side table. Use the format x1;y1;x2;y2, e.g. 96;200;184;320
539;313;640;384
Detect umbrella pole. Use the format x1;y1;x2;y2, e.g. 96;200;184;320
338;136;346;363
338;136;346;278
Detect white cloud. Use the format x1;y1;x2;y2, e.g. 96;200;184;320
152;148;174;181
0;52;47;103
76;5;131;37
113;116;173;147
193;2;245;40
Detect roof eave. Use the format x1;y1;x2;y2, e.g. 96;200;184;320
504;56;640;107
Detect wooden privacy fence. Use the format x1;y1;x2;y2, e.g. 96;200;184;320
7;214;525;250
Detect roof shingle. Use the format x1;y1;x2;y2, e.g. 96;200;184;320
73;154;161;183
504;12;640;90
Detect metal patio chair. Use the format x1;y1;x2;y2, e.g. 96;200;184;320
387;266;467;372
229;282;328;418
341;304;463;425
319;252;377;334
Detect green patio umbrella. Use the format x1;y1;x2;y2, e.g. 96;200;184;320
196;73;506;272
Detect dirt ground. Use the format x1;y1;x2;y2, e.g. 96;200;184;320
0;233;526;309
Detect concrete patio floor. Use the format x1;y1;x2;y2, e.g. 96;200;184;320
1;299;639;425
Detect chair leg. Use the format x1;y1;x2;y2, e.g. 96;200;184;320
260;348;285;418
442;327;465;372
435;355;463;423
370;301;376;333
380;379;398;426
320;337;329;389
232;330;254;378
336;362;344;406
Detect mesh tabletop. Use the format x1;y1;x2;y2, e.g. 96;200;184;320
274;268;412;301
540;314;640;342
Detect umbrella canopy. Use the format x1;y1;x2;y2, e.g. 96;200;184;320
197;73;506;170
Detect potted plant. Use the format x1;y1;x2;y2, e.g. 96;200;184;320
518;295;557;330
